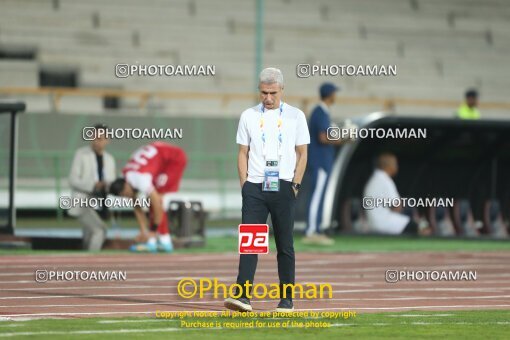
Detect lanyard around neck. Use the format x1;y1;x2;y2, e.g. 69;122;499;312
260;102;283;158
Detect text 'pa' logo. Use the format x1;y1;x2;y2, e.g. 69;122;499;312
238;224;269;254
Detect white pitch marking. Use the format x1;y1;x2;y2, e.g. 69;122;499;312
329;321;510;327
2;295;510;309
0;254;507;268
330;295;510;301
0;274;378;284
2;285;509;295
386;314;455;317
305;281;510;287
0;327;203;337
0;255;360;266
363;322;389;326
0;293;183;300
3;263;509;277
0;310;223;319
0;301;225;309
3;273;510;285
411;322;442;325
0;259;506;270
1;285;178;292
325;287;510;294
301;282;375;287
0;317;38;322
0;274;347;284
295;304;510;311
98;319;178;324
2;321;508;338
1;293;510;304
2;304;510;319
0;267;373;277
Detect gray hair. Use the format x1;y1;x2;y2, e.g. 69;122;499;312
259;67;284;88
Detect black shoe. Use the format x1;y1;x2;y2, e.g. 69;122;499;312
224;297;252;312
275;298;294;312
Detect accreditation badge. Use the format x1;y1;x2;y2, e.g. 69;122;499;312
262;160;280;192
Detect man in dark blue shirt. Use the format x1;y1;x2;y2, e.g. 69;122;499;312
304;83;349;245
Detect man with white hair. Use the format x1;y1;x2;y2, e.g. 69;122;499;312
224;68;310;312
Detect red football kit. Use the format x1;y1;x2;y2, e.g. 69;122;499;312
123;142;187;234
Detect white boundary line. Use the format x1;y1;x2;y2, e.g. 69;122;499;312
0;257;508;268
1;321;510;338
2;296;510;309
1;305;510;319
0;253;508;266
2;273;510;285
295;304;510;311
1;293;510;302
1;321;510;337
2;285;509;293
1;263;508;276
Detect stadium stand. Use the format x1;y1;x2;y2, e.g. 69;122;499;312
0;0;509;117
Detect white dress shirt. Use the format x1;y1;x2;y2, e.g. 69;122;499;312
236;102;310;183
363;169;410;234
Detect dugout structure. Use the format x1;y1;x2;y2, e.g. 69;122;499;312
0;102;25;234
323;113;510;236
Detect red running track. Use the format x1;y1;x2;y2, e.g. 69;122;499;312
0;251;509;319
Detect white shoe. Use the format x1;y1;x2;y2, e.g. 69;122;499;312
224;297;252;312
158;241;173;253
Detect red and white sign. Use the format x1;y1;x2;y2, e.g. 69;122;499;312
238;224;269;254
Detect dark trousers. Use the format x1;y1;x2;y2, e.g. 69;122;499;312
236;180;296;299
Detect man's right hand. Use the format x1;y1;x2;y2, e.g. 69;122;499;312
94;181;105;191
135;231;151;243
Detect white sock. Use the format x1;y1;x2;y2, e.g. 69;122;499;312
158;234;171;244
147;237;157;246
